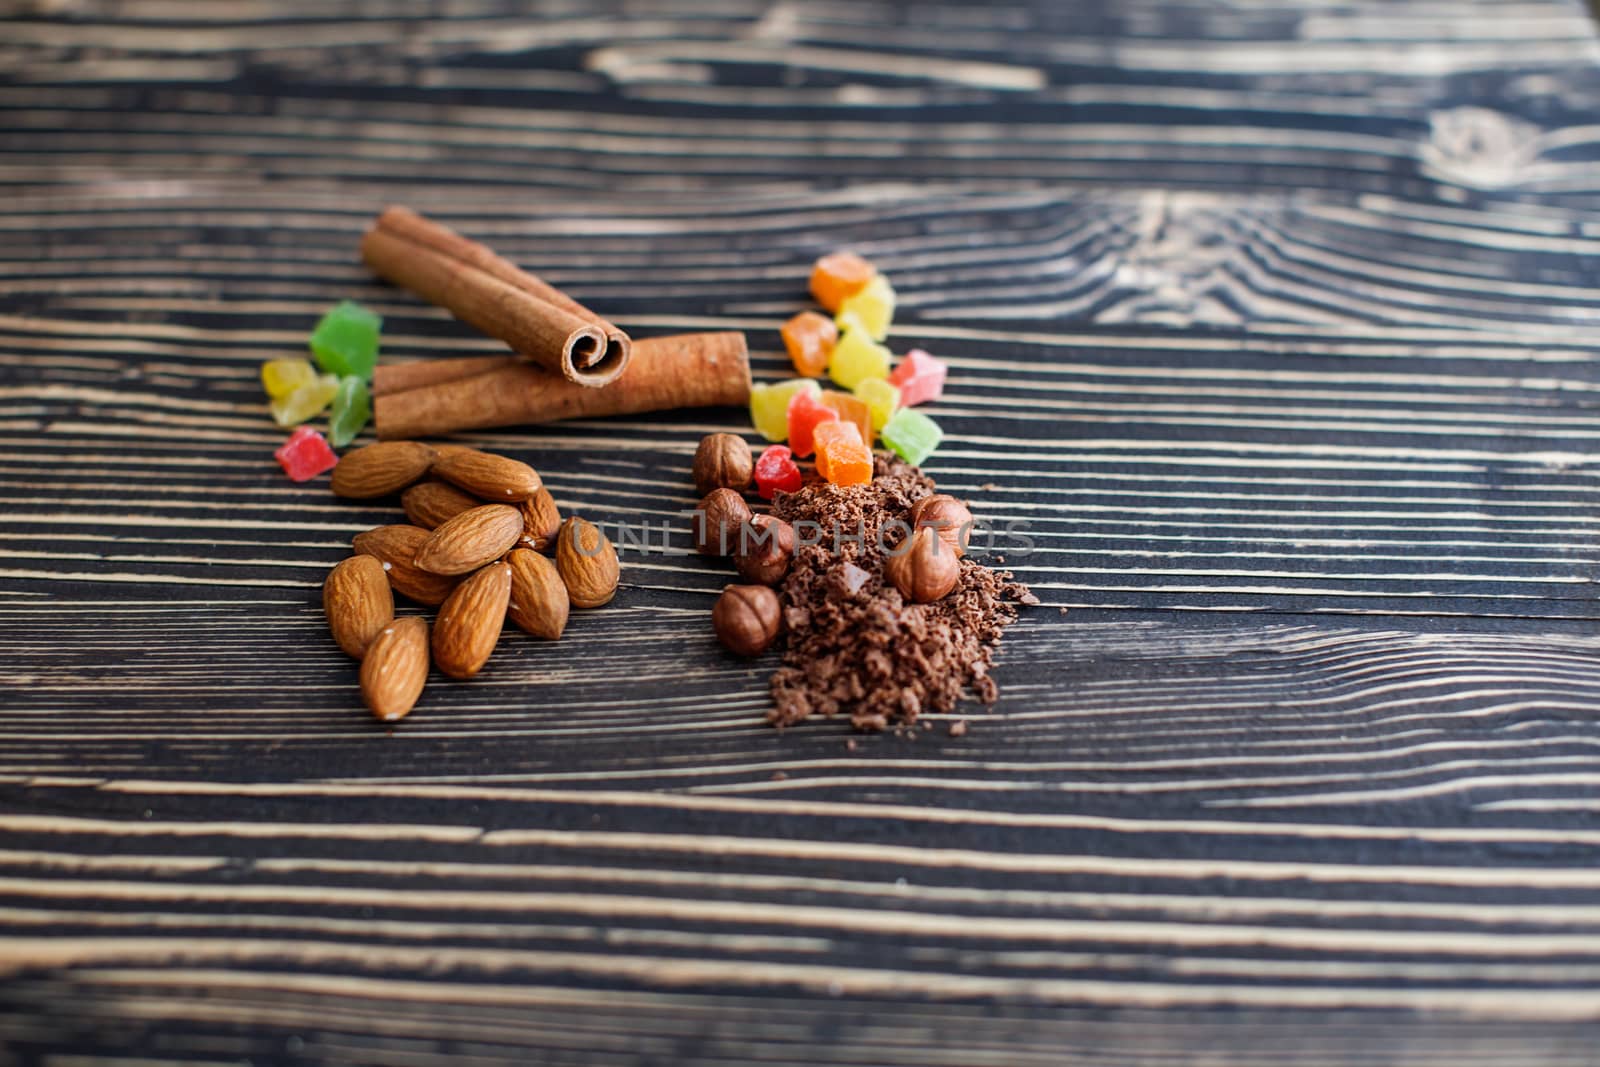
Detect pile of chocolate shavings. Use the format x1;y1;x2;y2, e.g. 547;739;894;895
768;455;1036;733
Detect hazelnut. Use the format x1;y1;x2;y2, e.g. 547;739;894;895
695;487;752;556
884;526;960;603
910;494;974;557
712;584;782;657
733;514;795;586
693;433;753;495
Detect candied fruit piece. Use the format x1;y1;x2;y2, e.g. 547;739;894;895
780;311;837;378
274;425;339;482
835;274;895;342
888;347;947;407
881;408;942;466
309;300;382;380
749;378;822;441
828;331;892;390
786;388;838;459
271;372;340;428
814;420;871;487
819;390;873;446
754;445;802;500
853;377;900;431
261;358;317;400
328;375;371;448
809;251;876;312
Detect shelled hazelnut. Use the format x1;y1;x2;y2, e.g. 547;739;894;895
733;514;796;586
693;433;753;495
713;584;782;657
885;526;960;603
696;487;752;556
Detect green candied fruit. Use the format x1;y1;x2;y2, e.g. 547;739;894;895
309;300;381;380
881;408;942;466
327;375;371;448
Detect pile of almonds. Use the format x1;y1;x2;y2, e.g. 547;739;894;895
323;441;619;721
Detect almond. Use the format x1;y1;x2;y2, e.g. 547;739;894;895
432;448;541;502
556;515;619;608
519;488;562;552
352;524;460;606
432;561;511;679
323;555;394;659
506;548;569;639
413;504;522;576
330;441;437;499
360;616;430;722
402;479;479;529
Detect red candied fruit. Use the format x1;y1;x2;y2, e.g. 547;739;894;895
754;445;803;500
786;388;838;458
275;425;339;482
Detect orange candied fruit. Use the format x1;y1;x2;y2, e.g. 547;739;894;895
780;311;837;377
819;390;873;446
813;420;872;487
809;251;877;313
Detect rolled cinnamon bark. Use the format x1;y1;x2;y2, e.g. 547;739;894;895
372;354;517;397
374;332;751;440
361;207;631;388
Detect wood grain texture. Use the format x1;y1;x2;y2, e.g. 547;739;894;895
5;0;1600;1063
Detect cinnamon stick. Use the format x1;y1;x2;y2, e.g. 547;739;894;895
361;207;631;388
374;332;751;440
371;354;517;397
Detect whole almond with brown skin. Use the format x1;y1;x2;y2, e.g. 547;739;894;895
712;584;782;657
693;433;753;495
556;516;619;608
331;441;437;499
519;488;562;552
352;524;459;606
506;548;569;639
360;616;429;722
402;480;480;529
432;561;511;679
323;555;394;659
414;504;522;576
885;526;960;604
432;448;541;502
910;494;974;557
733;514;795;587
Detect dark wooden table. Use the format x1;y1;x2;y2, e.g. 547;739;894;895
6;2;1600;1063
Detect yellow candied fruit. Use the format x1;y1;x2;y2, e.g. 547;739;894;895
835;274;895;342
748;378;822;442
271;373;340;428
852;377;900;431
828;331;892;391
261;358;317;400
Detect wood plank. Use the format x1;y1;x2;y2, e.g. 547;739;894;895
5;0;1600;1062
